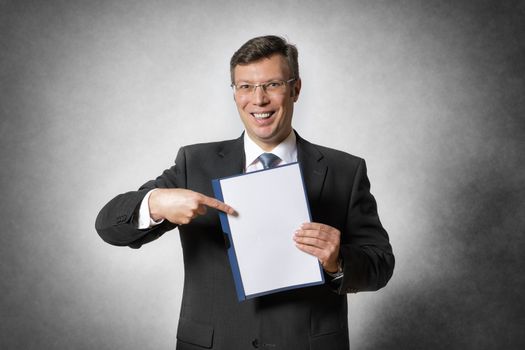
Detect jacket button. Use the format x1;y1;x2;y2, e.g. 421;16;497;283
252;339;259;348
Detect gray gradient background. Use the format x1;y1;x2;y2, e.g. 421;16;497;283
1;0;524;349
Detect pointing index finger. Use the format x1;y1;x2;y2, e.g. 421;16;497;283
199;194;237;216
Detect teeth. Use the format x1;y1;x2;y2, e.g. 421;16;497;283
253;112;272;119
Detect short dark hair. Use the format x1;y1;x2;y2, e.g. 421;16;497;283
230;35;299;83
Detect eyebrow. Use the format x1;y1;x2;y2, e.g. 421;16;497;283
235;77;287;84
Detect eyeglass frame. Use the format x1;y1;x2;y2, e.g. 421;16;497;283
230;78;297;96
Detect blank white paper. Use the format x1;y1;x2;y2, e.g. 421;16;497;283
217;163;323;298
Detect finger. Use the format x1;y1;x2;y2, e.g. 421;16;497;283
295;242;318;255
295;229;330;241
190;205;207;219
295;243;337;269
294;235;326;249
301;222;338;233
196;204;207;216
295;243;324;260
199;194;237;215
299;223;340;242
295;229;337;244
294;236;338;259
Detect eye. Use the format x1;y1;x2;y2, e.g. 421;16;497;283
237;84;251;90
264;81;282;91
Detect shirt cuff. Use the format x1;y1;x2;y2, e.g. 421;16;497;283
137;189;165;229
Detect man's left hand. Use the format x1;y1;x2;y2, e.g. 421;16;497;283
294;222;341;273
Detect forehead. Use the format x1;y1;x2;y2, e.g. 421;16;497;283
233;54;291;82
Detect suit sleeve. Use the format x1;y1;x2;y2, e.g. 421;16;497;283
336;159;395;294
94;148;186;249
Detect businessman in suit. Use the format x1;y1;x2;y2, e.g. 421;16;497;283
96;35;394;349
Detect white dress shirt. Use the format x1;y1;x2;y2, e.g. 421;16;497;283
244;130;297;172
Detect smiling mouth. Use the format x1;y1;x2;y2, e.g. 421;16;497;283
251;112;274;120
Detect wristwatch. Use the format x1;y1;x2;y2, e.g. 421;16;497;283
326;258;344;279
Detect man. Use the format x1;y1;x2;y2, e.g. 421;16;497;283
96;35;394;350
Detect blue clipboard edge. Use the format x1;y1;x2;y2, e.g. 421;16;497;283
212;162;325;302
245;279;325;300
212;179;246;301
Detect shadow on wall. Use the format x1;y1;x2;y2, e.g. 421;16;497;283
365;144;525;349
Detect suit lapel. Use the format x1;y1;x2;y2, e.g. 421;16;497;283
213;132;327;206
215;134;245;178
296;132;327;209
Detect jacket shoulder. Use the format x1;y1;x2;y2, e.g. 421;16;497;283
298;135;364;168
315;143;363;164
181;137;241;155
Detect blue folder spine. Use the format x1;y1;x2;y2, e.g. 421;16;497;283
211;163;325;302
211;179;246;301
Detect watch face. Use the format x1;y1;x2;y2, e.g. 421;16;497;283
327;270;343;279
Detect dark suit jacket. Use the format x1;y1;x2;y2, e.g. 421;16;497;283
95;132;394;350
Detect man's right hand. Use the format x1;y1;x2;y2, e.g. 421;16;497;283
149;188;236;225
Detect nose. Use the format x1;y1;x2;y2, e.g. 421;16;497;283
252;85;269;105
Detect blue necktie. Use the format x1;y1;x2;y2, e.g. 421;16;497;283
258;153;281;169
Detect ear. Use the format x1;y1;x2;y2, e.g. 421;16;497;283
292;78;302;102
232;87;238;102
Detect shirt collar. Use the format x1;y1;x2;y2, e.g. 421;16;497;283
244;131;297;169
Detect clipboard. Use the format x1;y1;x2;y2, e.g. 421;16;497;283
212;162;324;301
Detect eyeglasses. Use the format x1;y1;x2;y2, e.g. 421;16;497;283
231;78;296;96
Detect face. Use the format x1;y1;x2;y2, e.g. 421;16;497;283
233;54;301;151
